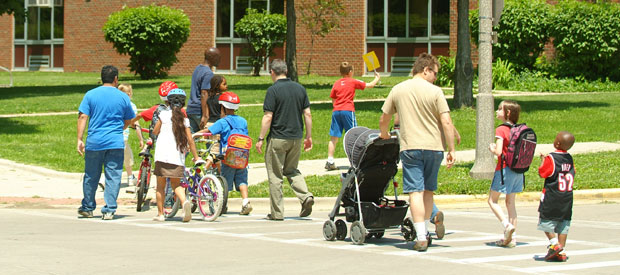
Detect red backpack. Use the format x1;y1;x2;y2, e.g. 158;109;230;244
500;123;537;184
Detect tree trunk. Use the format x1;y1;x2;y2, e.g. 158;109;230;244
286;0;299;82
453;0;474;109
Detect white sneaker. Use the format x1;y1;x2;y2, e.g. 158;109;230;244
153;215;165;222
182;201;192;222
128;175;137;186
504;224;515;244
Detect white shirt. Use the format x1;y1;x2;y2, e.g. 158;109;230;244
154;109;190;166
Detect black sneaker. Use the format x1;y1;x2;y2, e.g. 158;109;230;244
300;196;314;217
78;209;93;218
324;161;338;171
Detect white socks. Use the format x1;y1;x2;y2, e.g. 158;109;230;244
327;157;334;164
414;222;427;240
242;198;249;206
550;237;559;246
501;220;511;228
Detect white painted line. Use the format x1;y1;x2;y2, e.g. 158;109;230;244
385;240;551;256
519;260;620;273
454;247;620;264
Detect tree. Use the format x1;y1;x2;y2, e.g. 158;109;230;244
453;0;474;108
235;8;287;76
103;5;190;80
286;0;299;82
299;0;346;75
0;0;26;18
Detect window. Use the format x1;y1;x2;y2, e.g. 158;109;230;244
13;0;64;69
409;0;428;37
388;0;406;37
431;0;449;36
367;0;448;38
367;0;383;37
217;0;284;38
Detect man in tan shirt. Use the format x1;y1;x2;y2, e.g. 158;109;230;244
379;53;456;251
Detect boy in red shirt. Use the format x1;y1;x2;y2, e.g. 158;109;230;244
325;62;380;170
538;131;575;262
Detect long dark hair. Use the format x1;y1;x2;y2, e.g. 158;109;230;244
169;98;188;153
208;75;225;97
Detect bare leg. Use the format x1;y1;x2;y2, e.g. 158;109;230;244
170;178;186;205
155;176;166;216
410;191;425;223
423;190;434;221
505;193;517;229
558;234;568;248
239;185;249;199
488;190;507;223
327;136;339;159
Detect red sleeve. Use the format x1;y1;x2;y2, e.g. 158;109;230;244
355;79;366;90
538;155;554;178
139;105;158;121
330;82;338;99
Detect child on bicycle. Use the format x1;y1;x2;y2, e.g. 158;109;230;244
152;88;204;222
118;84;144;186
538;131;575;262
193;91;252;215
203;75;228;170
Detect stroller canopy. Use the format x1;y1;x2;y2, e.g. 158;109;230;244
343;126;399;169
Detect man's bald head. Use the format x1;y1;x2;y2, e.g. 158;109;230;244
204;47;221;67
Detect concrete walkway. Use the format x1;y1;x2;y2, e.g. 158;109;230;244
1;141;618;201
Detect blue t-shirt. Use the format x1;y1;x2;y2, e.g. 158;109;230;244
78;86;136;151
208;115;248;153
187;64;213;115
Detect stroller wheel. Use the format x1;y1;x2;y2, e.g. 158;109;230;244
375;230;385;239
401;217;416;241
335;219;347;240
323;220;337;241
350;221;366;245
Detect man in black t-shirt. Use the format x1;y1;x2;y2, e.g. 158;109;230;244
256;59;314;221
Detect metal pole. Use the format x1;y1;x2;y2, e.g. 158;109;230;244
469;0;496;179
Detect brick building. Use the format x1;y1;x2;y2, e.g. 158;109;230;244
1;0;471;76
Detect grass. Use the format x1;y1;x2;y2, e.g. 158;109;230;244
230;149;620;198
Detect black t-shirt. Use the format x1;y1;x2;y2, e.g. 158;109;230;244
538;152;575;221
263;78;310;139
207;94;221;123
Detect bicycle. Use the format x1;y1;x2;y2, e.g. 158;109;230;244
165;133;225;221
135;128;154;212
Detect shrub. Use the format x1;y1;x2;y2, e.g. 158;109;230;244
549;0;620;81
103;5;190;80
471;0;550;71
492;58;514;89
235;9;287;76
437;55;455;87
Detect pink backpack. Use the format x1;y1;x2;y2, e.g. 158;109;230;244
501;123;537;173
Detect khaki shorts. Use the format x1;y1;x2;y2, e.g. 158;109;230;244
124;140;134;167
154;161;184;178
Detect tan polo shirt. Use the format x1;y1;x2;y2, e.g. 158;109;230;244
381;77;450;152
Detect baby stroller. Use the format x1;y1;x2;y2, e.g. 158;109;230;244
322;126;410;245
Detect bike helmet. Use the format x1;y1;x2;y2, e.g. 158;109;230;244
159;81;178;101
219;91;240;110
167;88;186;108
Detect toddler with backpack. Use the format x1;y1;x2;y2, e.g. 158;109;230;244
193;91;253;215
488;100;537;247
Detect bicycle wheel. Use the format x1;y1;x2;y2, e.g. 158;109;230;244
136;164;149;212
164;179;180;218
218;175;229;214
197;174;223;222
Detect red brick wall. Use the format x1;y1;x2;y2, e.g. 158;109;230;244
64;0;214;75
0;14;13;69
294;0;366;76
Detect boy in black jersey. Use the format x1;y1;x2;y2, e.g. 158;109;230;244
537;131;576;262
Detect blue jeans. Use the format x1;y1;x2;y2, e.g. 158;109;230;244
187;114;202;133
80;149;124;214
221;164;248;191
400;150;444;193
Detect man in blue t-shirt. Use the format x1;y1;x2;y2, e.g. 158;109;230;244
187;47;221;133
77;65;135;220
193;91;253;215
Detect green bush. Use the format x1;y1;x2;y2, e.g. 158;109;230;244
549;0;620;81
103;5;190;80
492;58;514;89
437;55;455;87
471;0;550;71
234;8;287;76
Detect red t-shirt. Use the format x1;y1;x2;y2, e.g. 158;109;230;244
139;105;187;121
494;125;511;171
330;77;366;111
538;150;568;178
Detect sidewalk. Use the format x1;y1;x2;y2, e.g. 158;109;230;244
1;141;619;203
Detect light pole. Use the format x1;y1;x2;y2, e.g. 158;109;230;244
469;0;496;179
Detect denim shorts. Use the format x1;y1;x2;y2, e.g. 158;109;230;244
538;218;571;234
329;111;357;138
400;150;444;193
491;167;524;194
221;164;248;191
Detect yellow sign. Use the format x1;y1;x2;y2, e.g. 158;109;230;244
363;51;381;71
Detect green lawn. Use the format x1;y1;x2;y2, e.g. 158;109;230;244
1;72;619;196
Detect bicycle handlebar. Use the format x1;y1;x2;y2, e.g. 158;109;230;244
141;128;150;133
193;132;213;137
